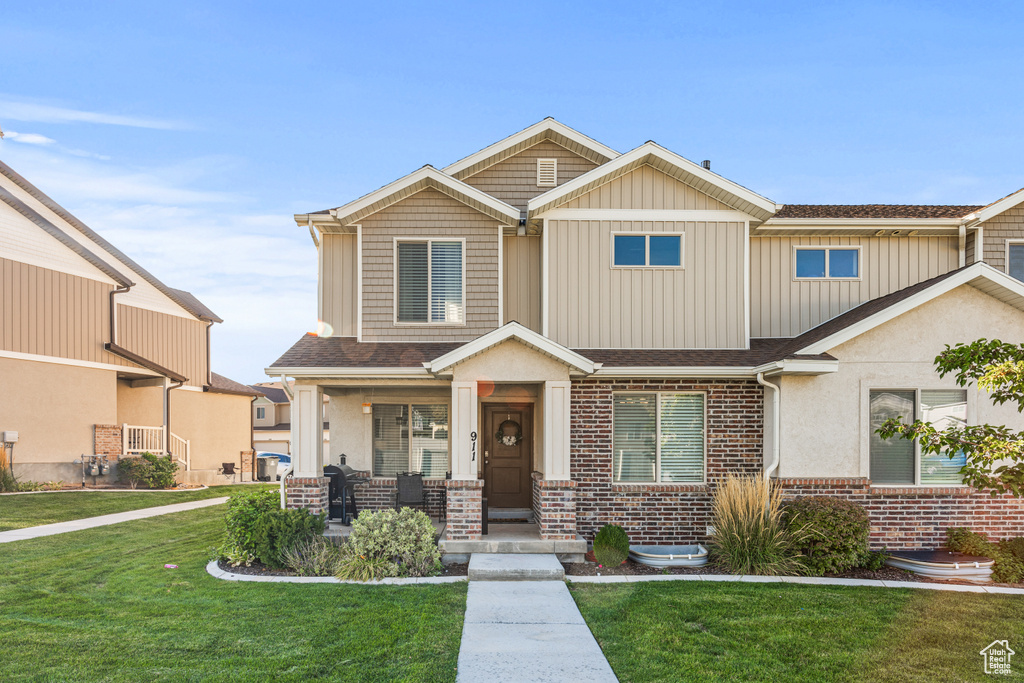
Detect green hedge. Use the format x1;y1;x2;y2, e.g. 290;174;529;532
117;452;178;489
220;489;325;568
784;496;870;576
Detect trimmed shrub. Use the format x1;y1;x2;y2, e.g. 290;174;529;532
593;524;629;566
946;528;1024;583
251;508;326;569
710;474;806;576
281;536;344;577
220;489;281;566
784;496;871;576
118;452;178;489
344;507;441;578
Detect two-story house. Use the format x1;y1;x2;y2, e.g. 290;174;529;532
0;159;259;486
268;119;1024;550
250;380;329;455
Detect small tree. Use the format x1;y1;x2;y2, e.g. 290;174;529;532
877;339;1024;496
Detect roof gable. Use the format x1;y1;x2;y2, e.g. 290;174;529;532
427;322;596;376
963;187;1024;226
527;142;778;223
443;118;619;180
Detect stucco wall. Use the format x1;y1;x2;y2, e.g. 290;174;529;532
778;284;1024;478
172;390;253;472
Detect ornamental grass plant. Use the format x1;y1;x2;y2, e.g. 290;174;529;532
710;474;806;576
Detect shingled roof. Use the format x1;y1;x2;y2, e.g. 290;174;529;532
207;373;263;396
773;204;982;219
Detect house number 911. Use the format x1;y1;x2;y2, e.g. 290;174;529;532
471;431;477;462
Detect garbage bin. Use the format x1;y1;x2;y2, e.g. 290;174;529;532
257;455;279;482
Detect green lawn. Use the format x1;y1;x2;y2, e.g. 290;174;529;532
0;484;273;531
571;581;1024;682
0;503;467;682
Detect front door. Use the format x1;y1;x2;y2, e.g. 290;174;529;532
482;403;533;508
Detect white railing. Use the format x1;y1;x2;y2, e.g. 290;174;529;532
122;424;191;470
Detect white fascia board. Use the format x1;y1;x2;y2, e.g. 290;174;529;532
962;187;1024;226
593;366;757;378
264;367;431;378
760;218;962;228
796;262;1023;355
329;166;520;227
540;209;755;222
527;142;776;216
442;118;619;176
752;359;839;376
428;321;596;375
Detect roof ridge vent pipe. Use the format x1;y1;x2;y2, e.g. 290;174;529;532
701;160;711;171
756;372;781;480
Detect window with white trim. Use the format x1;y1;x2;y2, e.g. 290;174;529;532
613;393;705;482
795;247;859;279
613;234;683;267
869;389;968;485
256;406;266;420
1007;241;1024;282
537;158;557;186
372;404;449;478
396;240;464;323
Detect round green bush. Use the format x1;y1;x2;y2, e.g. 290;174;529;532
345;507;441;578
593;524;629;566
784;496;870;576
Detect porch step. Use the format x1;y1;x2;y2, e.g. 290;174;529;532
439;526;587;564
487;507;534;523
468;553;565;581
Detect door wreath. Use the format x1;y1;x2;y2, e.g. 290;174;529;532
496;419;524;447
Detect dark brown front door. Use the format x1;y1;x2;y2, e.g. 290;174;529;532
482;403;533;508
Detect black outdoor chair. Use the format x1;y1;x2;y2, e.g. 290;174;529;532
394;472;428;515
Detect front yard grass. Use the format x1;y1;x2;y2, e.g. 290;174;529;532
0;483;272;531
0;503;467;682
571;581;1024;682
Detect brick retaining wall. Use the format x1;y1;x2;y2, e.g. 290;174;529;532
353;477;446;519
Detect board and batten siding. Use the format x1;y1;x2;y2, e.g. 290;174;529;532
562;164;733;211
749;236;959;338
0;256;132;367
461;140;599;211
320;234;357;337
117;304;208;387
503;235;542;332
359;188;501;342
980;205;1024;273
546;220;746;348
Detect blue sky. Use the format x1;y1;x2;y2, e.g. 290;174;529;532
2;1;1022;383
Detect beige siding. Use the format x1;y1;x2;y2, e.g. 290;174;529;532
965;229;977;265
563;164;732;210
750;236;959;338
462;140;599;211
503;235;542;331
360;188;500;341
547;220;746;348
980;205;1024;272
118;304;208;387
320;234;358;336
0;256;134;366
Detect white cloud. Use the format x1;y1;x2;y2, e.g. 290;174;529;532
0;99;187;130
3;130;56;145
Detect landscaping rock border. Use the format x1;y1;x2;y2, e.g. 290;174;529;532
205;559;468;585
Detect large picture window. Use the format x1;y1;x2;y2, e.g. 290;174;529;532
372;404;449;478
869;389;968;485
613;393;705;483
396;240;464;323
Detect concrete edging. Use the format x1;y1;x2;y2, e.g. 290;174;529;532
1;485;211;496
566;572;1024;594
205;559;468;585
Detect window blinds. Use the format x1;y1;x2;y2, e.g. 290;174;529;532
373;404;409;476
613;393;704;483
397;242;428;322
613;394;656;482
660;394;705;482
410;404;449;478
920;390;967;485
430;241;463;323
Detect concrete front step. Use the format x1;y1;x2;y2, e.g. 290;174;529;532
468;553;565;581
440;528;586;564
487;507;534;522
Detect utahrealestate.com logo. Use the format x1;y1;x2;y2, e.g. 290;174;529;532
980;640;1015;675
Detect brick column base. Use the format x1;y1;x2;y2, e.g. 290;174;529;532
284;476;329;515
94;424;122;458
532;473;577;540
240;450;255;482
445;479;484;541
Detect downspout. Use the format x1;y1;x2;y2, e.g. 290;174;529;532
756;372;781;480
279;376;295;509
205;320;214;386
958;224;966;268
109;284;131;345
164;380;184;461
249;394;258;482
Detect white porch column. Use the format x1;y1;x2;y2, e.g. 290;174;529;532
542;380;572;479
291;384;324;477
451;381;479;480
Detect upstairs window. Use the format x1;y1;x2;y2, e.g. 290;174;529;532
613;234;683;267
396;240;464;323
536;158;557;186
256;406;266;420
1007;241;1024;282
795;247;859;279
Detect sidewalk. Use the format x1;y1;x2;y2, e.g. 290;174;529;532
457;580;618;682
0;497;229;543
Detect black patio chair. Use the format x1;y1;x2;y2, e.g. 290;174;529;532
394;471;428;515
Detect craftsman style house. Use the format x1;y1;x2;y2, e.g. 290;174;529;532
269;119;1024;549
0;160;259;485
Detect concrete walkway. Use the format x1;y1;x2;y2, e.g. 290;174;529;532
0;497;228;543
457;580;618;682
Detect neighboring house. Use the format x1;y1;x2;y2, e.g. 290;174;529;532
0;160;260;485
249;381;329;454
268;118;1024;549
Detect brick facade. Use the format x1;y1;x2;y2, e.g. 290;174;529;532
240;449;254;481
353;477;447;519
284;477;329;515
445;479;483;541
94;424;122;458
532;474;577;540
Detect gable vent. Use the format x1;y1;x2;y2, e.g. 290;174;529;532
536;158;557;187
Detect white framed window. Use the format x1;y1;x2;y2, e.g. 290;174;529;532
372;403;449;478
613;392;705;483
394;239;465;324
612;233;684;268
537;158;557;186
794;246;861;279
869;389;968;485
256;406;266;420
1006;240;1024;282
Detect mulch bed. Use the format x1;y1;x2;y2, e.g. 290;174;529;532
562;556;918;581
